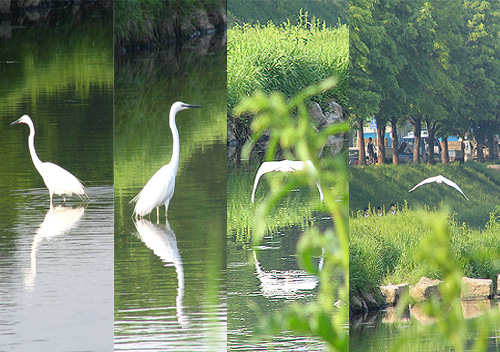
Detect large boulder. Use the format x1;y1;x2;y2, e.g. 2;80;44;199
409;277;442;303
380;284;399;305
461;277;493;299
308;101;344;156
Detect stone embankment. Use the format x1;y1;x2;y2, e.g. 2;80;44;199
115;6;226;54
351;275;499;316
228;100;346;164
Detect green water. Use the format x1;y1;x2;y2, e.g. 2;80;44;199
0;5;113;351
113;33;227;351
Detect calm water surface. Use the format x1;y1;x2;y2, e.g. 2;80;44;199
0;5;113;351
350;302;500;351
114;33;227;351
227;164;328;351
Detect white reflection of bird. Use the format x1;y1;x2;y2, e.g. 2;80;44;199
11;115;88;205
253;250;319;298
134;218;186;327
251;159;324;203
25;205;85;290
409;174;469;200
131;102;201;220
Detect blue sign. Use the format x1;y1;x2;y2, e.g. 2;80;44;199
370;117;377;129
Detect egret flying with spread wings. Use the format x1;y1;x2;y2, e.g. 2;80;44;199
251;159;324;203
11;115;88;205
131;102;201;219
408;174;469;200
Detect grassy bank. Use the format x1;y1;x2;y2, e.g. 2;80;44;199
227;14;348;139
350;206;500;298
350;162;500;228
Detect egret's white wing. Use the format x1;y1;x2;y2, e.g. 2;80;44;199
132;164;176;217
408;176;440;193
252;160;324;202
41;162;87;199
441;177;470;200
251;161;286;203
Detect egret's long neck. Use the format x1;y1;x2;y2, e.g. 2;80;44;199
169;108;180;174
26;120;43;169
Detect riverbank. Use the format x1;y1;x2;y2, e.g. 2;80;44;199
349;163;500;315
114;0;226;54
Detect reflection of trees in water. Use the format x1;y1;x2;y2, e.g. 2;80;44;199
133;218;187;328
25;205;85;290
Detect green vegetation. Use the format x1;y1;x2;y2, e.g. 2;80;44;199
228;12;348;136
350;0;500;164
351;208;500;351
350;163;500;227
350;206;500;294
350;163;500;351
234;79;349;351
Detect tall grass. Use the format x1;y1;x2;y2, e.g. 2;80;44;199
350;206;500;295
228;12;348;126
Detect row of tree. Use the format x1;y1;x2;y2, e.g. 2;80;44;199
350;0;500;165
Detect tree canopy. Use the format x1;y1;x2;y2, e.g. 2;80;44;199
350;0;500;163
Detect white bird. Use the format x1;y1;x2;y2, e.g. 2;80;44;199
131;101;201;219
11;115;88;205
251;159;324;203
408;174;469;200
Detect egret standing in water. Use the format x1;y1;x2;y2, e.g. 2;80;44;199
131;101;201;220
251;159;324;203
11;115;88;205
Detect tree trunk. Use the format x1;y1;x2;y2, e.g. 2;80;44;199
441;137;449;164
357;119;366;166
476;137;484;162
391;118;399;165
409;117;421;163
376;124;385;164
427;126;437;165
486;131;496;161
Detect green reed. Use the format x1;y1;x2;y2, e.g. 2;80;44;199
228;13;348;129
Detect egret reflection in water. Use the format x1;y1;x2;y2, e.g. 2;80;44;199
133;218;187;327
25;204;85;290
252;250;321;299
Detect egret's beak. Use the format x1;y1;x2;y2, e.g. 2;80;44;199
10;118;21;125
186;104;202;109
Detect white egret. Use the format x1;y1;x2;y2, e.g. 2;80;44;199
408;174;470;200
251;159;324;203
131;101;201;219
11;115;88;204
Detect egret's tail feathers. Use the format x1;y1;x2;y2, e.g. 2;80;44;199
130;191;141;204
